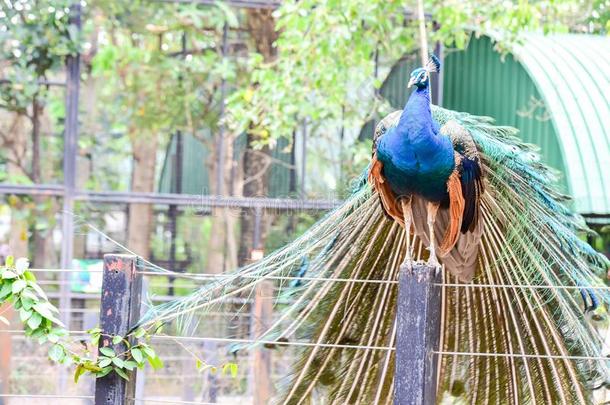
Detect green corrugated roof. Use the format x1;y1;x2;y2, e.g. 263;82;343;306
513;34;610;214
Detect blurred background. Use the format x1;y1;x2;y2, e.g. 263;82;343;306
0;0;608;403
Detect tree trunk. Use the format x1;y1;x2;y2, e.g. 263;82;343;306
238;9;279;267
206;133;239;274
127;132;159;257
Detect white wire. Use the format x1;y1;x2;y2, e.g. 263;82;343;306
434;350;610;362
129;398;215;405
27;268;610;291
0;394;94;399
152;334;394;351
136;271;398;285
436;282;610;291
29;268;102;273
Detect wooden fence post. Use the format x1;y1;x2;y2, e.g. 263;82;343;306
95;254;142;405
394;263;442;405
252;280;273;405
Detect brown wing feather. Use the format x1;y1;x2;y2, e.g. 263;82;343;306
439;159;465;255
368;156;404;226
368;110;405;226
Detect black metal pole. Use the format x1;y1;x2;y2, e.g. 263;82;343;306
168;131;183;295
394;263;442;405
95;254;143;405
60;0;81;328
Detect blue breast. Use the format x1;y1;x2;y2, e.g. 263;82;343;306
376;88;455;202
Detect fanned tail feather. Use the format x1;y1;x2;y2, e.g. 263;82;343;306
137;107;609;404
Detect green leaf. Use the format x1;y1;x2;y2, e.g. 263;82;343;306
2;271;17;279
112;357;125;368
23;271;36;282
195;359;203;370
0;283;11;300
142;346;156;359
223;363;238;378
123;360;137;371
112;335;123;345
131;348;143;364
74;364;86;384
82;361;103;372
5;256;14;267
33;303;64;327
11;279;26;294
134;328;146;339
99;347;115;357
28;281;48;300
98;357;112;368
114;367;129;381
20;290;38;305
19;308;32;322
27;313;42;330
48;344;65;363
147;354;164;370
96;366;113;378
32;302;54;318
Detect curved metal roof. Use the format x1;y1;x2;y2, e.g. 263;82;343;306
513;34;610;215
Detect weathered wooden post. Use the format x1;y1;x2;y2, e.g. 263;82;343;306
394;263;442;405
95;254;142;405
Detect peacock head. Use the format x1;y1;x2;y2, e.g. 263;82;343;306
407;54;441;89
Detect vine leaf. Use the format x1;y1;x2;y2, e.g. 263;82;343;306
100;347;116;357
49;344;65;363
74;364;86;384
131;348;143;364
115;367;129;381
27;313;42;330
11;279;26;294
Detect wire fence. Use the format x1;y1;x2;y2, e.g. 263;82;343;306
27;268;610;291
3;261;610;405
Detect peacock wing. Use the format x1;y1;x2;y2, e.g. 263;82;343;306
368;110;404;225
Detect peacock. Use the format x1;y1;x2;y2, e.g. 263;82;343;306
137;55;610;404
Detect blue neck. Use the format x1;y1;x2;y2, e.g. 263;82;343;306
397;86;431;132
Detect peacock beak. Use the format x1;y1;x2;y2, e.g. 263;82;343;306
407;77;416;88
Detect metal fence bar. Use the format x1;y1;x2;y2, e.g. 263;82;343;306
394;263;442;405
0;394;94;399
0;184;341;210
95;255;143;405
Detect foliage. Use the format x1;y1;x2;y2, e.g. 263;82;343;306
0;256;64;332
0;255;236;383
226;0;605;146
588;0;610;32
0;0;79;113
89;1;244;143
